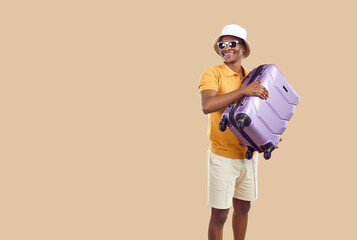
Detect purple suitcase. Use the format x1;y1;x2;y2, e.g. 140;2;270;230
219;64;300;160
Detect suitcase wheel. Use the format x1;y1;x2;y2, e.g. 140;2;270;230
246;147;254;160
264;150;272;160
219;117;227;132
263;144;275;160
236;119;244;129
235;113;251;130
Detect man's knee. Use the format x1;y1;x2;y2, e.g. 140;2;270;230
210;208;229;225
233;198;251;215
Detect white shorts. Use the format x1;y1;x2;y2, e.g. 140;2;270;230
207;149;258;209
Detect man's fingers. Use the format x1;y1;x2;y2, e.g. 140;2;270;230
251;81;269;99
260;92;268;100
261;87;269;99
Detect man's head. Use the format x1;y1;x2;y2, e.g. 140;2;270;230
213;24;251;60
217;35;246;64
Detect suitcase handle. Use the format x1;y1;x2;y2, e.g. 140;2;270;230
247;64;266;85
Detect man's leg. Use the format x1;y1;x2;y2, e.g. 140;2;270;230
208;207;230;240
232;198;251;240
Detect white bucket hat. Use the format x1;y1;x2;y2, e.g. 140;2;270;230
213;24;251;59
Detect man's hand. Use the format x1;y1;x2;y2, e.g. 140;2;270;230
241;79;269;100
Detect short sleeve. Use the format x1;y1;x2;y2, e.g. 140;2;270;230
198;66;220;92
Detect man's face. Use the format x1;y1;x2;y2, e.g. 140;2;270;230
218;35;246;64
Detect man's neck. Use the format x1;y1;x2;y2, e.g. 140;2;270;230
226;61;243;76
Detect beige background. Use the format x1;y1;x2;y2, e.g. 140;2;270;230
1;0;356;239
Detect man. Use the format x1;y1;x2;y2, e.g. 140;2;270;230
199;24;269;240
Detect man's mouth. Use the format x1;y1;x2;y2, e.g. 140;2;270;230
223;52;234;58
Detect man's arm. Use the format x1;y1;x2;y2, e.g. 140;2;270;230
200;79;269;114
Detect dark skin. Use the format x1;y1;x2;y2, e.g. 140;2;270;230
208;199;251;240
202;36;281;240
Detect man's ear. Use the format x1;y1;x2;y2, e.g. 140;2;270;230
241;45;246;52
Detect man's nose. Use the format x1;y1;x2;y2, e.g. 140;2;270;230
222;44;229;50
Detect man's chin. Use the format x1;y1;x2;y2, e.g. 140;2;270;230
223;58;237;64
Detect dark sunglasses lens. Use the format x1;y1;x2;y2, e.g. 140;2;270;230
218;42;226;50
228;41;237;48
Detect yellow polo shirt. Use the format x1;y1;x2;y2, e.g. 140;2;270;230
199;62;248;159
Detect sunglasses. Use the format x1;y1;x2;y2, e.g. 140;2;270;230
217;40;242;50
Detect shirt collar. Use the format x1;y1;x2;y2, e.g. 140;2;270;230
219;62;248;79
